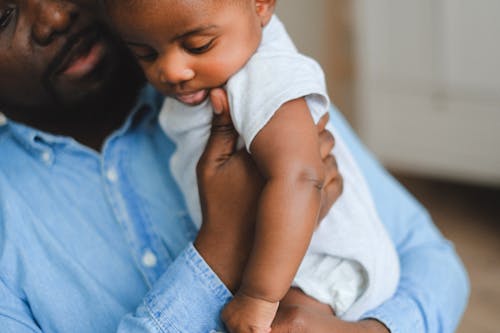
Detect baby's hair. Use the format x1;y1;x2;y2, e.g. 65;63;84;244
102;0;251;10
101;0;136;10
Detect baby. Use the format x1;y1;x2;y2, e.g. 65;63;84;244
103;0;400;332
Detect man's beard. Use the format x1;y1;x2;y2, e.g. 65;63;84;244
3;41;146;126
41;32;146;121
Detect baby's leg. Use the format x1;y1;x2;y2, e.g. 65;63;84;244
280;287;335;316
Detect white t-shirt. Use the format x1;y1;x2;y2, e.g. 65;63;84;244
159;16;399;320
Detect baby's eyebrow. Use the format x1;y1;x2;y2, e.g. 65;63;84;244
173;24;218;40
126;41;149;47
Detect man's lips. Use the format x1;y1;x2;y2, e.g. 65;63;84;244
50;27;107;81
174;89;210;105
60;41;106;79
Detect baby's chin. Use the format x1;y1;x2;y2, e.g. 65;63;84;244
173;89;210;106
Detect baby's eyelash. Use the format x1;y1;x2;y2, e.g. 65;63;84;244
186;40;215;55
136;53;158;62
131;49;158;62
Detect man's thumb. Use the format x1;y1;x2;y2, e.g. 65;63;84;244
201;89;239;167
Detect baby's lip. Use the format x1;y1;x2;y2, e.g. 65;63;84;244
174;89;209;106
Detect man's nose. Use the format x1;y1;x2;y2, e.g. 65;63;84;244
31;0;78;46
157;54;195;86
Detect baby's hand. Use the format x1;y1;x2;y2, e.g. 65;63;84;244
221;292;279;333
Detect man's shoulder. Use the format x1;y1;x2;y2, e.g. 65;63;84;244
0;127;36;180
0;121;10;145
0;123;55;228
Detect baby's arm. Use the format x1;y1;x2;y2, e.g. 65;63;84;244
222;98;325;332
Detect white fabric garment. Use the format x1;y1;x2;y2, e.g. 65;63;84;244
159;16;399;320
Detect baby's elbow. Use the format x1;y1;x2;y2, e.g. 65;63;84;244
270;160;326;191
295;165;326;191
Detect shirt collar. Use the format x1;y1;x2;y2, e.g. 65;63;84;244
2;85;162;160
112;84;163;138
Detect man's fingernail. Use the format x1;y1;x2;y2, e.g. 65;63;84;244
213;100;223;115
211;93;223;115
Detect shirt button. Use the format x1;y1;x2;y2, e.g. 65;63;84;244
0;113;7;126
106;168;118;182
141;250;158;268
41;151;52;164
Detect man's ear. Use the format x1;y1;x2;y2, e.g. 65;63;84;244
255;0;276;27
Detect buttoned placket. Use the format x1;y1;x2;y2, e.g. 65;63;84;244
6;119;59;167
100;105;172;287
0;112;7;127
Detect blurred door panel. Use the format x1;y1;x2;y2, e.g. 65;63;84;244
354;0;500;186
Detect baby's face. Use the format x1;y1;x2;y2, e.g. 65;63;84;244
107;0;271;105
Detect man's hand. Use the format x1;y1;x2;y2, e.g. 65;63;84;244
194;88;344;292
273;290;389;333
195;89;263;292
315;113;343;222
272;306;389;333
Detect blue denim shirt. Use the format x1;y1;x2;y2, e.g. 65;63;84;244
0;86;468;333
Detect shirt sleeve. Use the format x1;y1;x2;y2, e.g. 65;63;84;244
117;243;231;333
328;106;470;333
227;52;329;152
0;244;230;333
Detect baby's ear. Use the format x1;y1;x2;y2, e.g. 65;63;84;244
255;0;276;27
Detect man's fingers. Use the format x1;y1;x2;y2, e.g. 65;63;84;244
319;175;343;223
210;88;230;115
316;113;330;133
318;155;343;222
319;130;335;159
208;88;237;150
323;155;340;185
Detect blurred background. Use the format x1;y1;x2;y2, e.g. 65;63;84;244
277;1;500;332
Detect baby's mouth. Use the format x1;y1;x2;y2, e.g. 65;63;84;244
174;89;209;106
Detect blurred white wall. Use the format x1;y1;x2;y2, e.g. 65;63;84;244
276;1;330;68
354;0;500;186
276;1;355;123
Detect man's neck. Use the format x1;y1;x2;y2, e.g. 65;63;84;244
18;87;142;151
5;49;146;151
7;75;145;152
29;110;127;152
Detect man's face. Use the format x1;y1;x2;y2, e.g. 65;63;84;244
0;0;127;111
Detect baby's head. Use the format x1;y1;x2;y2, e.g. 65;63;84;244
104;0;275;105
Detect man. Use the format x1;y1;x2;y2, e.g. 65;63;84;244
0;1;468;332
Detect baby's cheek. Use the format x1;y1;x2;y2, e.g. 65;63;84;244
202;56;247;86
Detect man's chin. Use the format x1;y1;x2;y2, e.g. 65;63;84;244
52;54;143;111
52;76;112;108
48;51;116;105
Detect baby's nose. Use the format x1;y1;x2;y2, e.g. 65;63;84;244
158;62;195;85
